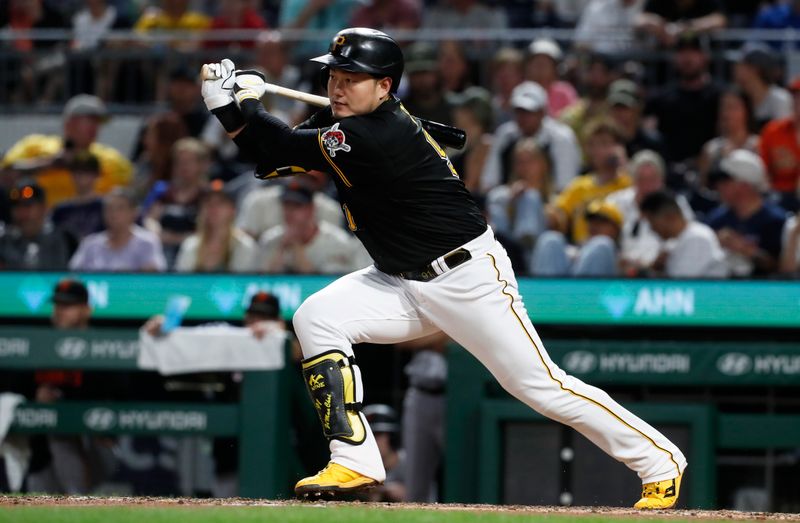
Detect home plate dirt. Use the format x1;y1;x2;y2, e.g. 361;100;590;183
2;495;799;520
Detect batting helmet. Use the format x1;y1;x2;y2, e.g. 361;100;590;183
310;28;404;93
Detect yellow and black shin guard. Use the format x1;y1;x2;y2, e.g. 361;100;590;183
301;349;366;445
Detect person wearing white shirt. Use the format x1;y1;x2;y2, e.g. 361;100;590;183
258;181;371;274
640;189;729;278
574;0;644;55
480;82;580;194
607;150;693;274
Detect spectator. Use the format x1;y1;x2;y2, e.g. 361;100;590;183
481;82;581;194
68;0;132;97
361;404;406;502
133;111;189;197
753;0;800;31
350;0;422;31
174;181;257;273
1;94;133;208
401;43;454;126
698;87;759;185
561;53;618;148
205;0;268;49
449;87;494;193
547;119;632;244
524;38;578;118
607;79;664;159
607;150;694;275
636;0;726;47
644;33;720;172
0;182;71;270
144;138;211;267
733;46;792;130
640;189;729;277
488;47;524;127
707;149;787;277
574;0;644;55
759;77;800;212
1;0;67;103
134;0;212;49
552;0;593;26
24;278;118;494
780;214;800;275
50;151;105;241
251;31;303;122
278;0;358;59
258;180;371;274
70;187;167;271
422;0;507;32
531;200;623;276
437;40;474;95
486;138;550;258
236;174;342;239
164;65;210;140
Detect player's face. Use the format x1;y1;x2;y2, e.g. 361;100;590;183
52;303;90;329
327;69;391;118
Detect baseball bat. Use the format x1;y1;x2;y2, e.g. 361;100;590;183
262;82;467;150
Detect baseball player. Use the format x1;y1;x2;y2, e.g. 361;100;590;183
200;28;686;508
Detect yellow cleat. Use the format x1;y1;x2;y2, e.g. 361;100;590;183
634;472;682;509
295;462;380;499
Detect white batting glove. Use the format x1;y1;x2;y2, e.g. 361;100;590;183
233;69;268;106
200;58;236;111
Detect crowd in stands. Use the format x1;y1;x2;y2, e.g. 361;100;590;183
1;0;800;278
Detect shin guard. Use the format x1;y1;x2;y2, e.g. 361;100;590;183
301;349;366;445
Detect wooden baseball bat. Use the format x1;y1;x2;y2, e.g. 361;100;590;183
262;82;467;150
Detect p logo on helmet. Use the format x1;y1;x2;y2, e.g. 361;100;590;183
332;35;346;53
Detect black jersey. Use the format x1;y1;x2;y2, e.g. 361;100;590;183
234;96;487;274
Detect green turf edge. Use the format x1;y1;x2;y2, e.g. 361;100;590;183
0;506;755;523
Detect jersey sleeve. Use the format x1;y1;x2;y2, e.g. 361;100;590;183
235;99;382;187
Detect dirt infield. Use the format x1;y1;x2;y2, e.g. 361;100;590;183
2;495;799;521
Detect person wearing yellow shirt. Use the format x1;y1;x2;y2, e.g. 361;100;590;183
547;119;632;244
134;0;211;33
1;95;133;208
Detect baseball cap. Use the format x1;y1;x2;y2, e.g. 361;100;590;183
585;200;624;230
280;179;315;205
168;64;196;83
675;32;706;52
362;404;399;433
510;81;548;113
63;94;108;120
528;38;562;61
607;79;641;108
405;42;438;74
245;291;280;319
717;149;769;192
202;178;236;204
51;278;90;306
9;182;46;206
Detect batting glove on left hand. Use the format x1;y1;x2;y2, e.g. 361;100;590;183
233;69;268;106
200;58;236;111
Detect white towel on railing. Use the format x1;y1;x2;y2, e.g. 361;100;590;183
138;322;286;375
0;393;31;491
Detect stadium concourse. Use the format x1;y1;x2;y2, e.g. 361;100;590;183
0;0;799;514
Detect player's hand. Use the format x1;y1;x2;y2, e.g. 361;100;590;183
233;69;267;106
200;58;236;111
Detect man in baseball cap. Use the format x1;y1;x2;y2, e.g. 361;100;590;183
50;278;92;329
707;149;787;276
525;38;577;116
245;291;281;322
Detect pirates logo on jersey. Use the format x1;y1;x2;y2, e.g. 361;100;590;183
321;123;351;157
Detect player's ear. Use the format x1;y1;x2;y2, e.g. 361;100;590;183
376;76;392;98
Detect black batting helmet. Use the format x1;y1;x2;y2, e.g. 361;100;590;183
310;28;404;93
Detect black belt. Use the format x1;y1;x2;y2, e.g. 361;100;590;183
396;248;472;282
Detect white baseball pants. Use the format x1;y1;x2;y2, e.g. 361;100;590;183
292;227;687;484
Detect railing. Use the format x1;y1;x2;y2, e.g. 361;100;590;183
2;27;800;111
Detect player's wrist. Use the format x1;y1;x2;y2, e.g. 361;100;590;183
211;102;246;133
